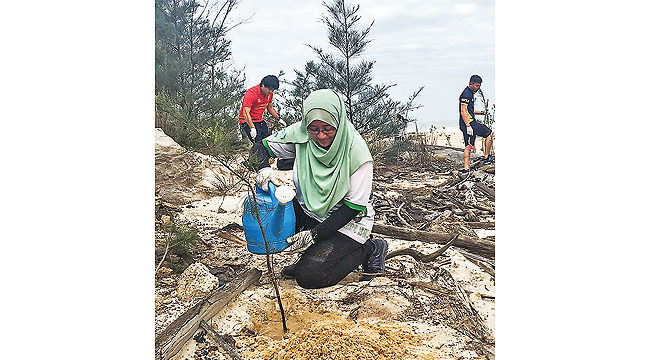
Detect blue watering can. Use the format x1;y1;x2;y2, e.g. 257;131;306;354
242;182;296;254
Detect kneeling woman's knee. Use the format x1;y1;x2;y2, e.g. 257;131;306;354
295;271;329;289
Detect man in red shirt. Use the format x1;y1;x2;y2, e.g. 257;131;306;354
239;75;284;143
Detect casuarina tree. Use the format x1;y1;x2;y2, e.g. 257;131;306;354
155;0;245;151
284;0;421;139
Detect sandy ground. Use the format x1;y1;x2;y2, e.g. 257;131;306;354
155;128;496;360
409;128;495;158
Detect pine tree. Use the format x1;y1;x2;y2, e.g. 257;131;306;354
280;61;319;125
285;0;421;139
155;0;245;150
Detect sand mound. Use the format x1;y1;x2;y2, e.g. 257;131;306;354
155;128;243;204
241;315;439;360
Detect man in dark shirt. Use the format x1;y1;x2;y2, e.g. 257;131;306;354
459;74;494;174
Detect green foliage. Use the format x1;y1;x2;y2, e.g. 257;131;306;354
280;63;319;125
155;0;246;150
158;222;200;274
282;0;423;140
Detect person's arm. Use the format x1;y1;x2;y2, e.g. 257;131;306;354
311;161;372;241
311;205;360;242
243;107;254;129
460;103;473;127
267;102;279;120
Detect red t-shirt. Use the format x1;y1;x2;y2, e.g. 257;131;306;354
238;84;273;124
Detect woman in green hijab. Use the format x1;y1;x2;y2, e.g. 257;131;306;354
249;89;387;289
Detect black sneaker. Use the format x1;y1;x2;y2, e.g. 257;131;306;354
483;155;495;164
281;264;297;279
360;237;387;281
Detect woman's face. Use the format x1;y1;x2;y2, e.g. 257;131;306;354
306;120;337;148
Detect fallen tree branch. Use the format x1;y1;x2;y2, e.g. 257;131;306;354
215;231;247;246
474;182;495;201
386;234;458;262
457;250;495;277
457;249;495;268
402;279;452;295
155;268;261;360
397;202;416;229
373;223;494;259
472;203;495;214
156;234;171;273
199;320;242;360
466;222;495;230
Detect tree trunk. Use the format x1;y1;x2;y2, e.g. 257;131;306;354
372;223;494;259
155;268;261;360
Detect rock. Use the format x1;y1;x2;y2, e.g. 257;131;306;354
161;277;176;286
177;262;220;303
156;266;173;278
466;209;479;222
161;215;172;226
464;191;477;206
384;190;401;200
459;181;474;190
425;212;440;221
432;153;447;161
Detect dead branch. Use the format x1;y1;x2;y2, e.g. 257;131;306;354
396;202;416;229
156;234;172;273
474;182;495;201
386;234;458;262
402;279;452;295
466;222;495;230
215;231;247;246
199;320;242;360
373;223;494;259
460;252;495;277
155;268;261;360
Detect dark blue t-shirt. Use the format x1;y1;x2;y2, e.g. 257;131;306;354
458;86;475;127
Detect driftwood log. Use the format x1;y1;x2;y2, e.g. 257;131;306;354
466;221;495;230
372;223;494;259
155;268;261;360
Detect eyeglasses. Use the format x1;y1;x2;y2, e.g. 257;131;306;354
307;127;336;135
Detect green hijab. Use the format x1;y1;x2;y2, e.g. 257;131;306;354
265;89;372;217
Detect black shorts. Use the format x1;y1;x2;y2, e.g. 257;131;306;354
460;121;492;147
240;121;270;143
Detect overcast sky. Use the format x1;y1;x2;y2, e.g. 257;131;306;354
225;0;494;131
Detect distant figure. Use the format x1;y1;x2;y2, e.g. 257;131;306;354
238;75;285;144
396;114;408;137
430;125;438;145
459;75;494;174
